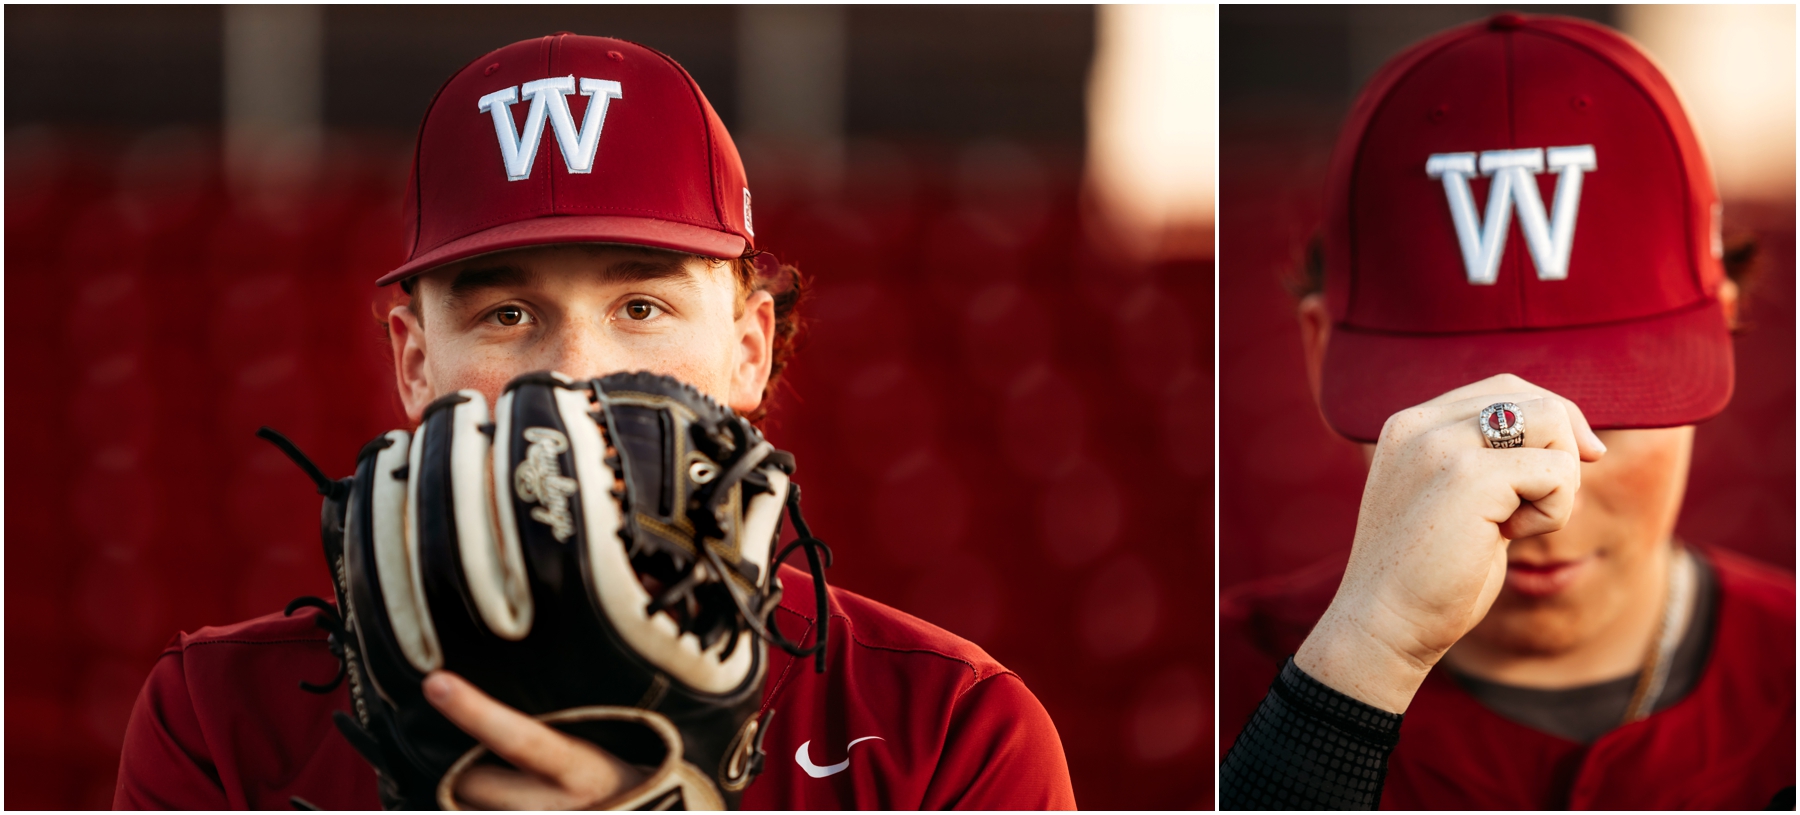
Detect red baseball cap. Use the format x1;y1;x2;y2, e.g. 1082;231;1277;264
1318;13;1733;442
378;33;754;286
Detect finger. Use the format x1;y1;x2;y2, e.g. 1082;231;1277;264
1409;392;1542;449
1479;447;1582;539
1519;395;1576;453
1504;395;1604;462
1433;393;1603;462
1431;395;1572;455
424;672;587;784
1432;386;1605;462
425;672;646;803
1500;501;1565;542
1557;397;1606;462
1514;397;1576;456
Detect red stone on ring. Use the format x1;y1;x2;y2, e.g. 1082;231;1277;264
1488;410;1515;431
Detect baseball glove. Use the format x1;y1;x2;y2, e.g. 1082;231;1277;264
258;370;833;810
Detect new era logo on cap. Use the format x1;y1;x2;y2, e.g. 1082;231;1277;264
379;34;754;286
1317;14;1733;441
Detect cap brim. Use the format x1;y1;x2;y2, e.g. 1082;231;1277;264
377;215;748;286
1320;300;1735;443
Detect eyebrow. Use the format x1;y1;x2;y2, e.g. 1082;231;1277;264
441;264;536;313
605;257;706;295
602;249;697;281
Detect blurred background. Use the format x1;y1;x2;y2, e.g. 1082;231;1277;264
4;4;1213;809
1220;7;1794;595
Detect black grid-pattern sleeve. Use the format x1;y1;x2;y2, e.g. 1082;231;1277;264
1220;657;1404;810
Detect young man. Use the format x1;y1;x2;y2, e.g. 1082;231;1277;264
1219;14;1794;810
114;33;1076;810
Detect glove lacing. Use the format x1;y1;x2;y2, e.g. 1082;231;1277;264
586;380;834;675
256;427;357;696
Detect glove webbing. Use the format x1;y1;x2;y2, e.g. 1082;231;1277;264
585;383;834;675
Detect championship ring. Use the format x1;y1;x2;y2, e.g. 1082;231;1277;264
1479;402;1525;449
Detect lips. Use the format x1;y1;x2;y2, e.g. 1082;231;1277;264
1504;557;1595;597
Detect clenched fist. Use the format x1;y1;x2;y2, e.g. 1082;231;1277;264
1295;374;1607;713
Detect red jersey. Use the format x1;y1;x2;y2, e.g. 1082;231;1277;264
1220;545;1796;810
113;566;1076;810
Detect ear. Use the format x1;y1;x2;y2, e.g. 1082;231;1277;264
1297;293;1332;408
388;303;435;425
1717;276;1741;329
728;289;776;415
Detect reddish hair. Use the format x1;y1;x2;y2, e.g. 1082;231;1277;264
730;253;808;424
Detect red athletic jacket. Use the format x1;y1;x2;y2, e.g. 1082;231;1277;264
113;566;1076;810
1220;545;1795;809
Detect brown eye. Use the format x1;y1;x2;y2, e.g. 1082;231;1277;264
493;307;526;326
624;301;658;321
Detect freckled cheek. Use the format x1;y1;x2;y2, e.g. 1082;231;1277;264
1575;443;1686;548
429;348;522;408
630;344;731;401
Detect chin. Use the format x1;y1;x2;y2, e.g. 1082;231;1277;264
1466;591;1597;656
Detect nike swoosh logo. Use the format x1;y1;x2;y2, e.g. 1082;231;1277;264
795;736;884;778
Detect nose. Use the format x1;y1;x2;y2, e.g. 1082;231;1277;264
539;313;615;380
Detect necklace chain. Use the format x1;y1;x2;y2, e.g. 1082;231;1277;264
1622;547;1695;724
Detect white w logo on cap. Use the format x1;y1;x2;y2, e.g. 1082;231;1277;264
478;76;624;181
1425;145;1597;284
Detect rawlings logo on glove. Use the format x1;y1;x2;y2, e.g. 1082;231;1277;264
258;371;833;811
516;427;578;542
